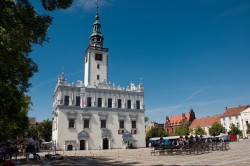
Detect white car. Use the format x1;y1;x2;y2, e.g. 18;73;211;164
49;154;64;160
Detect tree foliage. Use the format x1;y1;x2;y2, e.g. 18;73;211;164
0;0;73;142
146;127;167;139
39;119;52;142
144;116;149;124
247;123;250;134
228;124;242;136
27;119;52;142
174;121;190;136
194;126;206;135
209;122;226;136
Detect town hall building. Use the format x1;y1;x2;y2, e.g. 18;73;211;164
52;11;146;151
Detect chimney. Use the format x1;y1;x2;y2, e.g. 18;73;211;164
225;107;227;110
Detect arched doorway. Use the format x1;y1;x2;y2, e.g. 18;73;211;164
80;140;85;150
67;144;73;151
103;138;109;149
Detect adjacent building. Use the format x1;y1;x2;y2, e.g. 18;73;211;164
220;105;249;137
165;108;196;135
145;121;165;134
52;11;146;151
240;107;250;138
190;115;221;135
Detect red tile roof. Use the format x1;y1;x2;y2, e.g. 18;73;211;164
221;105;249;117
190;115;221;128
169;113;190;123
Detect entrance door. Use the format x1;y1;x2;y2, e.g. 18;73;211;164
103;138;109;149
80;140;85;150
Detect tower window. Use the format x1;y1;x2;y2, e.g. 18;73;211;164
68;119;75;128
127;100;131;109
119;120;124;129
108;98;112;108
118;99;122;108
97;75;100;80
97;64;100;69
136;100;140;109
95;53;103;61
101;120;106;128
132;121;136;129
87;97;92;107
98;98;102;107
76;96;81;106
84;119;89;128
64;96;69;106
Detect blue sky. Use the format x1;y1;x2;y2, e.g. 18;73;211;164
28;0;250;123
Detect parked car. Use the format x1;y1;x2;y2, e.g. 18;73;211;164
49;154;64;160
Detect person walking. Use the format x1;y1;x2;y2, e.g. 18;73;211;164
25;144;32;162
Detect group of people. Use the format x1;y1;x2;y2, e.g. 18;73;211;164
149;135;226;148
1;141;41;163
1;143;19;162
24;143;40;162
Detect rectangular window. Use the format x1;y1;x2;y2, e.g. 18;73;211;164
119;120;124;129
95;53;103;61
87;97;92;107
97;64;100;69
68;119;75;128
98;98;102;107
127;100;131;109
76;96;81;106
84;119;89;128
108;98;112;108
237;123;240;127
97;75;100;80
131;129;137;135
118;99;122;108
132;120;136;129
101;120;106;128
136;100;140;109
64;96;69;106
246;121;249;125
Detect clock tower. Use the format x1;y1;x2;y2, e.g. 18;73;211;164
84;10;109;87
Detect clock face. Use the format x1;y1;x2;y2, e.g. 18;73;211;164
95;53;103;61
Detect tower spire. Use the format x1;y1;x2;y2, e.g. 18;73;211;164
96;1;99;14
90;1;104;48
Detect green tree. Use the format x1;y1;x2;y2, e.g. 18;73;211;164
194;126;206;135
146;127;167;139
228;124;242;136
174;121;190;136
38;119;52;142
209;122;226;136
247;123;250;134
0;0;73;142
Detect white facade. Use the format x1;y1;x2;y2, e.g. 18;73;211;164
220;115;243;132
240;108;250;138
52;11;146;151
